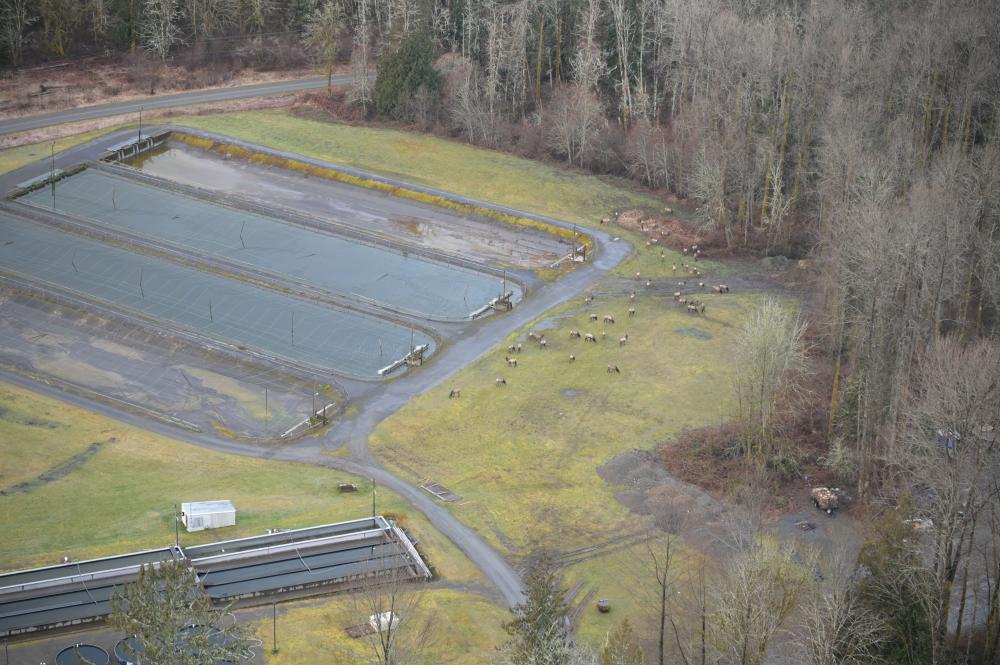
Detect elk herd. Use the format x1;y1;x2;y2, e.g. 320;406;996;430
448;238;730;399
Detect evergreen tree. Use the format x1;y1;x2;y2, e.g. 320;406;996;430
374;28;439;121
110;560;255;665
500;551;573;665
600;619;644;665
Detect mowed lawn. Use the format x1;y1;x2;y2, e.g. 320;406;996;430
171;110;663;226
0;382;481;588
372;291;749;552
253;589;507;665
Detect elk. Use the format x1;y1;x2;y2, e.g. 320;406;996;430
569;330;582;338
645;280;652;288
569;354;576;362
584;294;594;303
604;315;615;324
628;307;636;317
515;343;523;353
607;364;621;374
619;334;629;346
495;377;507;387
449;388;461;398
539;339;548;348
508;344;517;353
698;282;705;289
505;356;518;367
584;333;597;343
672;264;677;273
635;271;641;279
590;313;599;321
673;291;682;301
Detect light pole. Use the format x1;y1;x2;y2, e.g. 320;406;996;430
138;106;143;142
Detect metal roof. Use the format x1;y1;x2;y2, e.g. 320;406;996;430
182;500;236;516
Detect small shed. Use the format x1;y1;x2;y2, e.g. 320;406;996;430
181;500;236;532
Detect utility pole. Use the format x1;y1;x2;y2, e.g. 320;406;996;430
271;602;279;654
138;106;143;142
372;478;376;518
50;142;56;207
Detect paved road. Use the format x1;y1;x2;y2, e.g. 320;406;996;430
0;76;336;136
0;127;634;609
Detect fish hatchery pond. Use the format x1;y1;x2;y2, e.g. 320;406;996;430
21;167;520;322
0;211;431;378
0;128;578;438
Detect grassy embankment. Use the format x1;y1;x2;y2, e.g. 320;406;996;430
0;127;121;174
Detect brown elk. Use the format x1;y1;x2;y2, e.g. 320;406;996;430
515;343;523;353
673;291;682;301
508;344;517;353
628;307;636;317
505;356;518;367
607;364;621;374
619;334;629;346
569;354;576;362
449;388;461;398
672;264;677;273
645;280;652;289
584;333;597;343
604;315;615;324
539;339;548;348
590;313;599;321
569;330;582;338
495;377;507;387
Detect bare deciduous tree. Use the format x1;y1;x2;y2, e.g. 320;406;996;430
733;297;807;467
304;0;345;91
142;0;184;59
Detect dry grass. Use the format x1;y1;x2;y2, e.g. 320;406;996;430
253;589;507;664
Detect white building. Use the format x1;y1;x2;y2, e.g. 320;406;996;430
181;500;236;532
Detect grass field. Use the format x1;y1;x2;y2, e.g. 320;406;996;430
370;289;759;639
171;110;663;226
253;588;508;664
0;382;481;587
0;127;121;174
